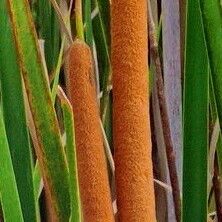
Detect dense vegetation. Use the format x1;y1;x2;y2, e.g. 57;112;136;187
0;0;221;221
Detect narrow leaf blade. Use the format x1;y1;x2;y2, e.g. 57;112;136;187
183;1;208;221
7;0;71;220
0;106;24;222
0;1;37;221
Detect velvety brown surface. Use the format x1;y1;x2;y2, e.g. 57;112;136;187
111;0;156;221
66;40;114;222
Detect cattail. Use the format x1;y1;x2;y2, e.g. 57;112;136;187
65;39;114;222
111;0;156;221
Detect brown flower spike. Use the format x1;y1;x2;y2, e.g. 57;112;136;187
65;40;114;222
112;0;157;221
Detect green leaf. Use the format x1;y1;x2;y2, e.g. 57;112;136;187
36;0;60;73
59;89;82;222
51;37;65;103
199;0;222;172
199;0;222;216
209;72;222;173
84;0;93;47
7;0;71;220
33;36;65;205
0;1;37;221
92;0;111;115
0;106;24;222
33;161;42;200
183;0;208;221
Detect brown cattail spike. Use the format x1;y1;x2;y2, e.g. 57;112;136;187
65;39;114;222
112;0;157;221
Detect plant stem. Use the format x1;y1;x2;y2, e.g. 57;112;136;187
75;0;84;40
148;6;181;222
213;153;222;221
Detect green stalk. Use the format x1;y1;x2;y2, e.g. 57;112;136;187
6;0;71;220
76;0;84;40
183;0;209;221
0;1;37;221
0;105;24;222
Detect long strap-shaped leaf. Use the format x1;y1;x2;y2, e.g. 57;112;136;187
6;0;71;220
58;88;82;222
0;1;37;221
84;0;93;47
35;0;60;73
199;0;222;144
209;73;222;174
183;0;208;221
200;4;222;214
93;0;111;115
0;106;24;222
